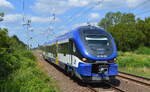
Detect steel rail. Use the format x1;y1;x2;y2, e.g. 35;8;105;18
103;81;125;92
119;71;150;80
87;82;125;92
118;71;150;87
87;85;98;92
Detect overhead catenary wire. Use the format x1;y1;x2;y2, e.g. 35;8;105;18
56;1;100;28
22;0;25;23
131;0;150;12
65;0;104;26
55;3;93;30
31;0;104;44
45;13;56;42
134;1;150;16
56;0;104;33
22;0;35;49
133;0;150;16
136;9;150;16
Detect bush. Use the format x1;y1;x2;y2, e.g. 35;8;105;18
117;52;150;68
117;51;150;78
98;12;150;51
0;28;59;92
134;46;150;55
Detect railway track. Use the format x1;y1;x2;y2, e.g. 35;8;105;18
86;72;150;92
87;81;125;92
103;81;125;92
118;71;150;87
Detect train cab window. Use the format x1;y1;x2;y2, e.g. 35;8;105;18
85;35;110;47
79;29;113;57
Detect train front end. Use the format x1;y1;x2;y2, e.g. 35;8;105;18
73;26;118;82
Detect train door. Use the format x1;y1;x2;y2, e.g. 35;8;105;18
55;42;59;65
69;40;73;66
71;41;82;68
66;40;70;66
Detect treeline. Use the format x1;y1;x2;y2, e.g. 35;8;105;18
98;12;150;51
0;28;58;91
0;28;27;79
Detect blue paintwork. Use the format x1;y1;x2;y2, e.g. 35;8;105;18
47;57;118;78
76;62;118;77
45;26;117;61
76;62;92;76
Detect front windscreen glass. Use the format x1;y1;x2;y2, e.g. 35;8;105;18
85;35;110;47
78;27;114;58
84;34;113;57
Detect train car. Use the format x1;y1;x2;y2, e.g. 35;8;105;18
42;25;118;83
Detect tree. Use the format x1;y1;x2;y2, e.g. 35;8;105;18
0;12;4;22
98;12;122;29
98;12;146;51
143;18;150;46
98;12;136;29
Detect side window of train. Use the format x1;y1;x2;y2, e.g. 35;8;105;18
73;43;76;53
58;42;68;56
64;43;67;56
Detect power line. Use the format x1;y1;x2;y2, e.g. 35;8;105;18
136;9;150;16
21;0;34;49
56;0;104;33
22;0;25;23
46;13;56;42
67;0;103;25
132;0;150;12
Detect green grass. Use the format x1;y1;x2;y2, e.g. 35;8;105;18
117;47;150;78
0;50;60;92
134;46;150;55
119;67;150;78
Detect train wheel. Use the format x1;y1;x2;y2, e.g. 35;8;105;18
70;69;75;78
109;76;120;86
65;65;70;76
109;76;116;80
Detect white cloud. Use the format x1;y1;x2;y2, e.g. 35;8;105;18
31;0;101;15
68;0;89;7
2;13;59;24
31;16;58;23
30;16;59;24
95;0;150;11
3;14;22;23
31;0;69;14
126;0;141;8
0;0;14;11
31;0;144;15
90;13;100;20
31;16;49;23
95;0;125;10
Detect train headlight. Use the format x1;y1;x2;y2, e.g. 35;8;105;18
108;59;116;63
114;58;117;61
82;58;87;61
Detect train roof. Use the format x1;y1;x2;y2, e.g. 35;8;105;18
44;26;106;46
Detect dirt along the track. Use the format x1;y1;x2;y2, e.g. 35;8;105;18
117;75;150;92
33;51;116;92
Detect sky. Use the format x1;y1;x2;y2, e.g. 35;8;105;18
0;0;150;48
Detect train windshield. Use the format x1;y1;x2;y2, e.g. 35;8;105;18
85;35;110;46
84;34;113;57
79;28;113;58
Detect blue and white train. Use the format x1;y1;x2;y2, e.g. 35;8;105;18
42;26;118;83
